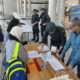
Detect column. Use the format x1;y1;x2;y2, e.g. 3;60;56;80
24;0;27;17
28;0;31;16
17;0;20;13
58;0;65;26
48;0;57;22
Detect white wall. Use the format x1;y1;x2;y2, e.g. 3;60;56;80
3;0;17;15
0;0;2;12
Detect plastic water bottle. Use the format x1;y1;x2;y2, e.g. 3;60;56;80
42;57;47;69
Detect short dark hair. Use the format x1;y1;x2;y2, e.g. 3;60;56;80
71;17;80;26
7;18;20;32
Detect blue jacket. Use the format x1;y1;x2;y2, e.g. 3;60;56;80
61;31;80;67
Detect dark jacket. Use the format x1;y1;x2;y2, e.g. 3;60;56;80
31;14;39;27
40;13;50;26
42;26;66;48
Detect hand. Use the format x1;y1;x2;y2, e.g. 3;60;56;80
38;44;44;54
58;55;63;60
39;12;42;17
32;24;34;26
68;64;73;72
43;23;47;26
55;49;60;54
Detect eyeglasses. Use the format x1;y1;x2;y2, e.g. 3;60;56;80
70;24;76;29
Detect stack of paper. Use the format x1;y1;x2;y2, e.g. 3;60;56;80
48;56;65;71
41;52;65;71
51;46;57;53
42;45;50;51
27;51;41;59
38;45;50;51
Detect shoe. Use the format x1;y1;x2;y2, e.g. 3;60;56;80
35;40;39;42
31;39;35;41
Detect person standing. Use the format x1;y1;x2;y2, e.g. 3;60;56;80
59;17;80;78
39;8;50;40
31;9;39;42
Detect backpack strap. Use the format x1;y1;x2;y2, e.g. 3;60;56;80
8;42;20;63
13;42;20;58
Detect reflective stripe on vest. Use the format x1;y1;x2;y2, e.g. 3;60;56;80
8;42;20;63
6;61;22;76
13;42;20;58
70;11;80;14
9;68;26;80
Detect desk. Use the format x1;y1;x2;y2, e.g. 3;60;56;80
24;44;79;80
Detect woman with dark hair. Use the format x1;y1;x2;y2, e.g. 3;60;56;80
0;25;3;52
4;18;21;44
7;18;20;33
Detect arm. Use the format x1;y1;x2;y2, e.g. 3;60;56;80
43;14;51;26
46;15;51;23
61;33;72;56
32;15;39;26
19;43;29;64
42;31;48;44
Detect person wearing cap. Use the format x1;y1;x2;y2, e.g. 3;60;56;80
42;22;66;62
59;17;80;78
5;26;29;64
39;8;50;40
31;9;39;42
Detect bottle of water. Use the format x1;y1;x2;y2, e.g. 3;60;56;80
43;57;47;69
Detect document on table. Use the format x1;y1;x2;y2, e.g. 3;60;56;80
48;55;65;71
41;52;65;71
51;46;57;53
38;45;50;51
42;45;50;51
27;51;41;59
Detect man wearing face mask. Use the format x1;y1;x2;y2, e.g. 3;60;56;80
42;22;66;62
39;8;50;40
59;17;80;78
